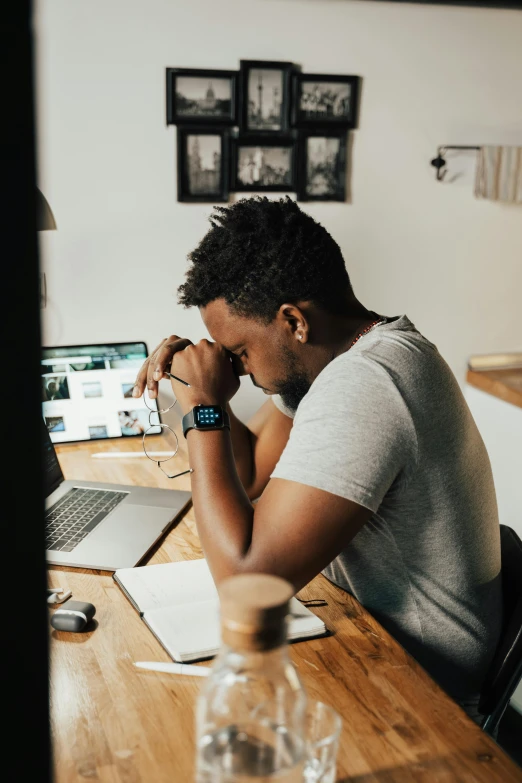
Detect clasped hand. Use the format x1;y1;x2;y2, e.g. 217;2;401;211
132;334;243;414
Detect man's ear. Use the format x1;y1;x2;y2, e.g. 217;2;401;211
277;303;309;344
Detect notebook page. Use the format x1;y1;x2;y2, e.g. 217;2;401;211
287;598;327;639
114;558;217;613
144;599;221;662
142;596;327;663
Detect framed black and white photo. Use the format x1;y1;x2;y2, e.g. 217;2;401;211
166;68;238;125
231;136;297;192
239;60;295;134
297;131;347;202
292;73;360;129
177;127;230;202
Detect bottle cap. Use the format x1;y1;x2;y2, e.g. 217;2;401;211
218;573;294;651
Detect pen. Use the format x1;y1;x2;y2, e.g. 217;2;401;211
91;452;175;459
134;661;211;676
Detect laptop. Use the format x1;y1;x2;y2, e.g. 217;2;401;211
42;418;192;571
41;341;161;444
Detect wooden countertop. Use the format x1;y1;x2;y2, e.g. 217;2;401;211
47;436;522;782
467;368;522;410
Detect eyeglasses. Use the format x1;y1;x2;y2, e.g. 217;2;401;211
142;375;193;479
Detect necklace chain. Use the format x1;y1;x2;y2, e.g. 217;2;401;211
348;317;387;350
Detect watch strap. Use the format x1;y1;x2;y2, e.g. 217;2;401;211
182;409;196;438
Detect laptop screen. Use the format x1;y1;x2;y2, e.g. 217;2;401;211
41;341;161;443
42;417;64;497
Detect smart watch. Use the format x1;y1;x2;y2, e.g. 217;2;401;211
182;405;230;438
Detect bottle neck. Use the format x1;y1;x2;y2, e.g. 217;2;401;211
221;618;288;652
215;642;291;670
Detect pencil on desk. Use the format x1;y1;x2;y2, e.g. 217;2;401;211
134;661;210;676
91;452;175;459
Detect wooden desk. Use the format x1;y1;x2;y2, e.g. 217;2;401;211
467;368;522;411
48;437;522;783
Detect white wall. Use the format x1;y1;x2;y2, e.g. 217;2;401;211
35;0;522;424
465;386;522;540
465;384;522;715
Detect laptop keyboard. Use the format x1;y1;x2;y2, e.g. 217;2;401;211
45;487;128;553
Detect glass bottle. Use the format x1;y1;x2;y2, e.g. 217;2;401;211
195;572;308;782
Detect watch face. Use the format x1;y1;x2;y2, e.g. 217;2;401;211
194;406;223;429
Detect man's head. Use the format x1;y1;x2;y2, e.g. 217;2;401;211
177;196;355;411
178;195;352;322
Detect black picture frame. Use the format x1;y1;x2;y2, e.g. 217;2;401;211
166;68;238;126
177;126;230;203
231;134;298;192
296;130;348;202
238;60;295;135
291;73;360;129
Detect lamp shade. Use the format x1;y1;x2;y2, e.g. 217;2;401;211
36;187;57;230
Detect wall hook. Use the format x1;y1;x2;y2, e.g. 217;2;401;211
430;154;447;181
430;145;481;182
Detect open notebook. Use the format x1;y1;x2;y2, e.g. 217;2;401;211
113;558;328;662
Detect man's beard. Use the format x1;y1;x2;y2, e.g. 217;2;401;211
275;373;311;413
269;345;312;413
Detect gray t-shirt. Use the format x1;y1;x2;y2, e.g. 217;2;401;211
271;315;502;709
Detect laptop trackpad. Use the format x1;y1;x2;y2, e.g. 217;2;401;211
77;505;176;570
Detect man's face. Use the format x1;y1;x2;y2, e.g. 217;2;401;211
201;299;312;412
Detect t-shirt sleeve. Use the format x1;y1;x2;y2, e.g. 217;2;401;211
270;395;295;419
270;355;417;512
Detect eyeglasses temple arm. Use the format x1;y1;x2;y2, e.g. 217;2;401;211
165;372;191;387
160;466;194;479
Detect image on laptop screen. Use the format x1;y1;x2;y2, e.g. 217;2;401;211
41;342;162;443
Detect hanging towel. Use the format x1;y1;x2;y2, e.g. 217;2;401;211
474;146;522;203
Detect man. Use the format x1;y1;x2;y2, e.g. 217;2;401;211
132;195;502;723
45;378;65;400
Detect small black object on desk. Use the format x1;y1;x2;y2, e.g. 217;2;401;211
50;599;96;633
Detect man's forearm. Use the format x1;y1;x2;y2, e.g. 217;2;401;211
227;404;256;495
186;428;254;584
